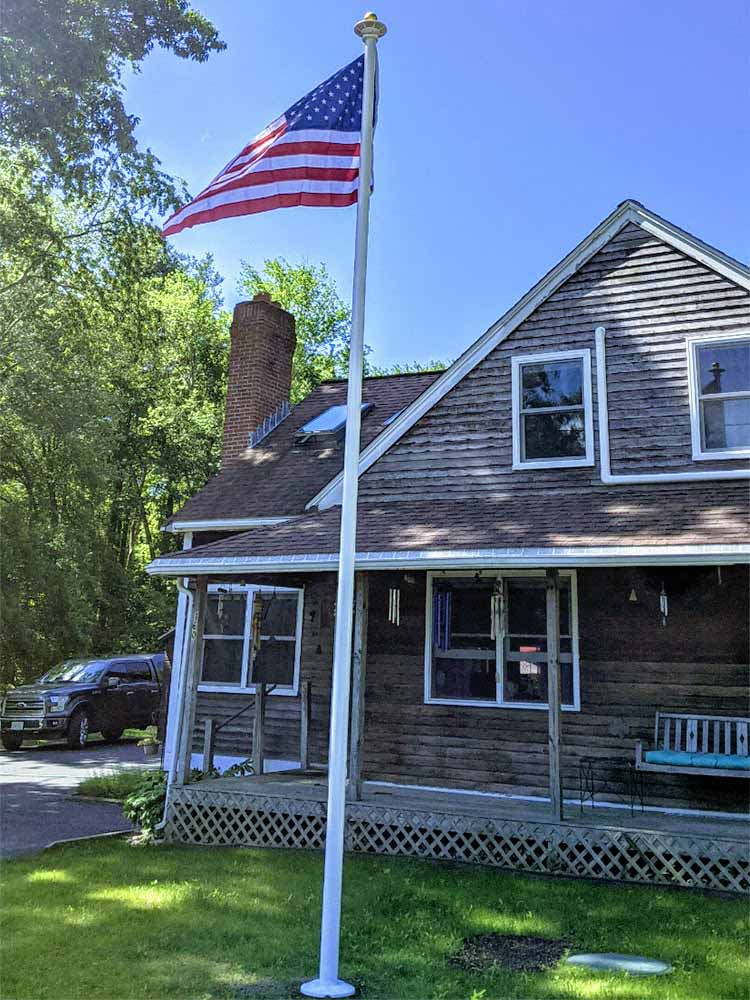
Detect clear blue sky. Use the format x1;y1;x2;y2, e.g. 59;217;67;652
125;0;749;369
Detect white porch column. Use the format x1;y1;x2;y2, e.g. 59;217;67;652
546;568;564;821
174;578;208;786
163;531;193;776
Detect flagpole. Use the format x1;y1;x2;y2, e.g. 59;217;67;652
301;12;386;1000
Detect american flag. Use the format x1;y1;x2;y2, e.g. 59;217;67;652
162;55;371;237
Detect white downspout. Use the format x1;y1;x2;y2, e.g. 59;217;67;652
595;326;750;484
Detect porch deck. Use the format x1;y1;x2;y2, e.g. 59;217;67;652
166;769;750;895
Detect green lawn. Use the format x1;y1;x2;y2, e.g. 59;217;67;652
1;840;747;1000
77;767;154;800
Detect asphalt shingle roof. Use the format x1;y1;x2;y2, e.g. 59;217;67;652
169;371;441;524
156;482;750;568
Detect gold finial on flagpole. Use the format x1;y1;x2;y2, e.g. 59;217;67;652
355;11;387;38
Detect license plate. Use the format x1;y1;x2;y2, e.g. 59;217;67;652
10;721;24;731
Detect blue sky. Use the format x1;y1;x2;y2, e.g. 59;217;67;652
125;0;748;369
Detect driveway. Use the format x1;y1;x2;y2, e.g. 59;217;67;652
0;741;156;859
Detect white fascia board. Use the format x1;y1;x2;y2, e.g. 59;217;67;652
146;543;750;576
166;516;292;533
307;201;750;513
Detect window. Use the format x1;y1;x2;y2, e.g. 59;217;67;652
511;350;594;469
249;592;300;686
426;571;580;710
199;585;303;695
298;403;371;436
107;661;153;683
688;335;750;460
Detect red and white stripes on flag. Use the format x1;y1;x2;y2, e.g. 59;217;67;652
162;55;368;237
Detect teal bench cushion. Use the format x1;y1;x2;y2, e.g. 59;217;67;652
644;750;750;771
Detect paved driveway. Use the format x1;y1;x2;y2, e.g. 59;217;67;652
0;741;156;859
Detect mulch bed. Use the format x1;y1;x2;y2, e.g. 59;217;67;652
450;933;570;974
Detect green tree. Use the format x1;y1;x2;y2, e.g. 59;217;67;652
0;0;224;206
0;163;229;686
238;257;447;402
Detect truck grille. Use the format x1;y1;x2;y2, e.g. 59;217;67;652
3;697;45;718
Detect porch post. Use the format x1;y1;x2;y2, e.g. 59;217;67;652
174;577;207;786
545;569;564;820
348;572;369;802
252;683;267;776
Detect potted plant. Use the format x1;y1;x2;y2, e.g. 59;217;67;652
137;726;160;759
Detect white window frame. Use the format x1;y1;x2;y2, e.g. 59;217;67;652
424;569;581;712
687;332;750;462
511;349;594;470
198;582;304;696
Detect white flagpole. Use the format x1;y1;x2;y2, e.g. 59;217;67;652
301;12;386;1000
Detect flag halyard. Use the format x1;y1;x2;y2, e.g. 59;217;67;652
162;55;367;236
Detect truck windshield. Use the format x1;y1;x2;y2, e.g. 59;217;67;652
40;659;108;683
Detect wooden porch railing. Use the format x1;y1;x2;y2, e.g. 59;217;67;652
202;680;312;777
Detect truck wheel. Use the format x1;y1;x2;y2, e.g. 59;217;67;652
101;728;124;743
1;733;23;751
66;709;89;750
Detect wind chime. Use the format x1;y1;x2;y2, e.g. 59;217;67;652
387;585;401;626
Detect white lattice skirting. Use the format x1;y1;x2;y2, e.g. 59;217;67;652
165;786;749;895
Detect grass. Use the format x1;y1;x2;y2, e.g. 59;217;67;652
15;727;151;750
76;767;151;800
1;841;747;1000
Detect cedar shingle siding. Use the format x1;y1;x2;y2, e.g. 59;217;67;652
357;224;750;502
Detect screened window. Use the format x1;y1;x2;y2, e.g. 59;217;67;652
249;592;300;687
199;586;303;693
202;592;247;685
690;337;750;459
427;573;579;710
512;350;593;469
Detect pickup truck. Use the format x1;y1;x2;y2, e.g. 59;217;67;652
0;654;164;751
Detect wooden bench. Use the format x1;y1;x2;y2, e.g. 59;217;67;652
635;712;750;778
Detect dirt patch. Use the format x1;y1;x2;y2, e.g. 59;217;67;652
450;933;569;974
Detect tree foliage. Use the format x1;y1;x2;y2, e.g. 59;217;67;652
0;0;224;207
0;160;229;686
238;258;446;402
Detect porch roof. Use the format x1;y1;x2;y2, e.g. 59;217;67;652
148;482;750;574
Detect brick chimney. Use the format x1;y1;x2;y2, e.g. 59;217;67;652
221;293;296;466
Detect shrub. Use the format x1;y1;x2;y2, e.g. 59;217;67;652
123;769;168;842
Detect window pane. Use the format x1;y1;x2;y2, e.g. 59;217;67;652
451;582;495;650
433;656;495;700
523;411;585;459
507;580;571;636
201;639;243;684
205;593;246;636
503;661;574;705
522;360;583;409
702;398;750;450
251;639;295;686
256;593;298;638
125;661;152;682
698;342;750;395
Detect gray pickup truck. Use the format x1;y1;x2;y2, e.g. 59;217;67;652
1;654;164;750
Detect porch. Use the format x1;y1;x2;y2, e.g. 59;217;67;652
165;769;750;895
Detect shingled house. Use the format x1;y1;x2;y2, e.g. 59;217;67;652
148;200;750;892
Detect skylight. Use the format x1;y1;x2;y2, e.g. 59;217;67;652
298;403;371;435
